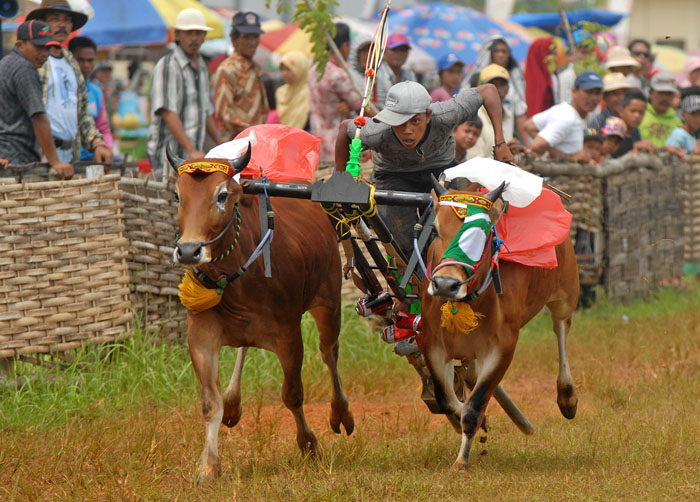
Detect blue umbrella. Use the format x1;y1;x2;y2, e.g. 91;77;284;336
509;9;625;34
379;2;530;67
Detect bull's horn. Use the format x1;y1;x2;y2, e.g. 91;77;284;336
430;173;448;196
165;143;186;171
484;181;508;202
230;143;252;174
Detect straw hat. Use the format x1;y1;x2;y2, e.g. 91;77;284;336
605;46;640;69
173;9;213;32
603;72;634;93
26;0;88;31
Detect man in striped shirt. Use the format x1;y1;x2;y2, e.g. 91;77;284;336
147;9;222;178
213;11;268;141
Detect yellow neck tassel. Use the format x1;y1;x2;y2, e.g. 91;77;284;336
178;270;223;315
440;300;483;334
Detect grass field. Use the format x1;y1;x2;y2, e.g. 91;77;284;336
1;283;700;501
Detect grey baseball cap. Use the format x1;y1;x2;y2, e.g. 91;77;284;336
375;81;431;126
650;71;678;93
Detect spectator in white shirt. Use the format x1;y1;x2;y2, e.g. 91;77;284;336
524;71;603;162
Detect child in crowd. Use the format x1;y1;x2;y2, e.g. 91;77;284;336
431;53;465;103
613;89;655;157
583;128;603;163
665;95;700;154
600;117;626;157
453;117;483;162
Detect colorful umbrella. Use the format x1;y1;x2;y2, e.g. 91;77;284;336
2;0;223;46
80;0;223;47
382;2;531;66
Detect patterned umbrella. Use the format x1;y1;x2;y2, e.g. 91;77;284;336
2;0;224;46
384;1;531;66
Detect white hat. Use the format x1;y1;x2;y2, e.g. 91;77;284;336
173;8;213;32
605;46;640;69
603;72;634;93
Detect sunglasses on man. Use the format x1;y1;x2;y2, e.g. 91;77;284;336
631;50;652;59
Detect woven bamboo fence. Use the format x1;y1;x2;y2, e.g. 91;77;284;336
118;175;185;340
523;153;687;302
0;175;132;358
685;155;700;266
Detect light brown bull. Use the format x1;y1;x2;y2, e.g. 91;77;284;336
167;148;353;483
421;178;579;470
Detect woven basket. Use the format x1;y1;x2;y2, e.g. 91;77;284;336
0;175;132;358
119;175;186;341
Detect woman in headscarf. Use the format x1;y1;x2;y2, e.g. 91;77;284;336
463;34;529;146
524;37;555;118
275;51;311;130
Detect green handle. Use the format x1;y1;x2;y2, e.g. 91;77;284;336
346;137;363;179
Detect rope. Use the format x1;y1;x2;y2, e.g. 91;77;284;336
322;185;377;237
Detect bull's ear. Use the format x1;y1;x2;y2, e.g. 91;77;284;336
166;143;186;172
229;142;252;174
484;181;508;202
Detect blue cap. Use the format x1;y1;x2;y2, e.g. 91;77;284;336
574;71;604;90
438;53;464;71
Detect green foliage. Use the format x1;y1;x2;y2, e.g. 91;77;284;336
267;0;339;78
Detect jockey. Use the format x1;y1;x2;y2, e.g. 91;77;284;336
334;80;514;257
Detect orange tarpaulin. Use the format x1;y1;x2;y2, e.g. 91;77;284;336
496;188;572;268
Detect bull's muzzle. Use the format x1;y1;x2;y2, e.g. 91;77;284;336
175;242;205;264
430;275;464;299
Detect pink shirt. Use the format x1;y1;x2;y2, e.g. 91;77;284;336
430;86;454;103
309;58;363;162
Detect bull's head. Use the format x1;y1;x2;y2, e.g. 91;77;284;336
167;144;251;265
427;175;507;299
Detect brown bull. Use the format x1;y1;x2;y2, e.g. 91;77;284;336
421;179;579;470
168;148;353;483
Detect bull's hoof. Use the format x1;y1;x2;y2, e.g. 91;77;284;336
557;385;578;419
330;406;355;435
196;462;221;485
297;433;319;456
451;459;470;472
559;401;578;420
221;411;241;428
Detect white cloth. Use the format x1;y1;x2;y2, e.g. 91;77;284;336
443;158;543;208
532;102;586;155
46;55;78;143
205;130;258;182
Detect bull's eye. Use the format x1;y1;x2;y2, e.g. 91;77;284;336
217;191;228;205
173;192;180;204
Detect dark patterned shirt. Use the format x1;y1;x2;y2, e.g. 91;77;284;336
0;48;46;162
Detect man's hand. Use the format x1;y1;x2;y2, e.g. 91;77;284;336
570;149;592;163
94;145;113;163
493;142;515;163
0;158;8;170
693;139;700;155
507;138;526;155
663;145;686;160
632;139;656;154
336;101;351;117
51;161;74;179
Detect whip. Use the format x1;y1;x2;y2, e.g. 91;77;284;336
346;0;392;179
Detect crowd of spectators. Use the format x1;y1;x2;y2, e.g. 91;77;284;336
2;3;700;179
